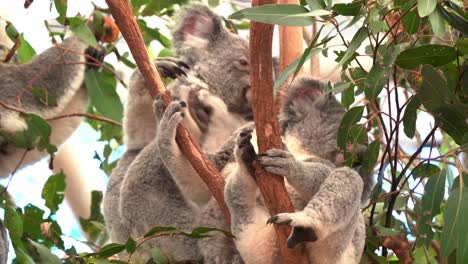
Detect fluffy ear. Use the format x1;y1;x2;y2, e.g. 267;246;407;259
172;4;227;58
279;77;324;129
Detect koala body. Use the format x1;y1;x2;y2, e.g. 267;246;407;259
0;37;90;178
103;4;251;262
224;77;370;264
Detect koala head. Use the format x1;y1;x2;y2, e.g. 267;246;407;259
172;4;251;119
279;77;345;162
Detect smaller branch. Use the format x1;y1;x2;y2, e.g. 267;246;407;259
3;36;20;63
47;113;122;126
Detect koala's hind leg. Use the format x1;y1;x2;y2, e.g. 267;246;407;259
268;167;363;261
224;131;279;264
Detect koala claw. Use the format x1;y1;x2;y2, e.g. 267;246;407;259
268;213;318;248
257;149;296;176
259;148;293;159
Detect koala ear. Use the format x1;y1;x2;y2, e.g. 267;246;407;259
172;5;226;56
280;77;324;123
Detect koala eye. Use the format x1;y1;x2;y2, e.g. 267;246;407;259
238;59;249;66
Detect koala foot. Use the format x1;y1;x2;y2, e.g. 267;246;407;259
235;130;256;177
155;57;190;79
257;149;297;176
267;212;318;248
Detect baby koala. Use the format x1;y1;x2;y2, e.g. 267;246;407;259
224;77;369;264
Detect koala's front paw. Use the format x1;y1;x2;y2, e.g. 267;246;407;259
267;212;318;248
257;149;297;177
85;45;106;69
157;100;187;140
155;57;190;79
235;130;256;177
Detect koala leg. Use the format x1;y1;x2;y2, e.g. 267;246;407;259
224;131;279;264
155;97;212;208
257;149;334;201
268;167;363;253
196;199;244;264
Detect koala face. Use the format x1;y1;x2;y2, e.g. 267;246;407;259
280;77;346;162
172;4;252;120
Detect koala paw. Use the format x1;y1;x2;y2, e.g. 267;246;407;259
267;212;318;248
157;100;186;138
257;149;297;177
235;130;256;177
155;57;190;79
85;45;106;69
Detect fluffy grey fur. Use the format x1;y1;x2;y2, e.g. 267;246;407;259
0;37;90;178
103;4;251;262
224;77;371;264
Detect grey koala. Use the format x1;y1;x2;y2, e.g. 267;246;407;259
224;77;371;264
0;37;93;178
103;4;251;262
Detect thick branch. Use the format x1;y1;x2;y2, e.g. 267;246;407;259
250;0;307;263
105;0;230;222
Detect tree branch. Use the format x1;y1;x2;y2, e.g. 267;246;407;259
105;0;231;222
250;0;307;262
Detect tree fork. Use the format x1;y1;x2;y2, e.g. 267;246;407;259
250;0;308;262
105;0;231;222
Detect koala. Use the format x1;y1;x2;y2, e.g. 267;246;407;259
224;77;371;264
0;36;94;178
103;4;251;262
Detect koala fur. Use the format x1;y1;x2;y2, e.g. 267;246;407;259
224;77;370;264
103;4;251;262
0;37;90;178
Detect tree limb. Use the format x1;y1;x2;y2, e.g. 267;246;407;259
105;0;231;222
250;0;308;262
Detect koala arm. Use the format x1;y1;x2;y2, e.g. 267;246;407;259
0;37;88;132
257;148;335;201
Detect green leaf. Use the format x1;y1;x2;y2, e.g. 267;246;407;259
84;69;123;122
437;4;468;35
17;34;36;63
68;17;97;47
412;163;441;179
331;1;362;16
337;106;364;150
456;38;468;55
28;239;62;264
305;0;325;10
53;0;67;24
22;204;45;240
418;168;445;247
328;27;368;74
440;187;468;262
402;96;421;138
364;63;391;99
41;172;66;215
418;0;437;17
361;140;379;176
144;226;177;238
396;45;457;69
131;0;151;8
183;226;235;239
93;243;126;259
5;206;23;240
125;238;136;254
274;47;323;89
230;4;331;26
30;88;58;107
401;10;420;34
5;22;19;41
429;9;445;38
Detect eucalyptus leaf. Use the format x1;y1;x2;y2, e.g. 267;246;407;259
417;0;437;17
68;17;98;47
396;45;457;69
429;9;445;38
402;96;421;139
327;27;368;75
230;4;330;26
41;172;66;215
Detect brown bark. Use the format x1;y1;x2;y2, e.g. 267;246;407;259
105;0;230;222
250;0;308;263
